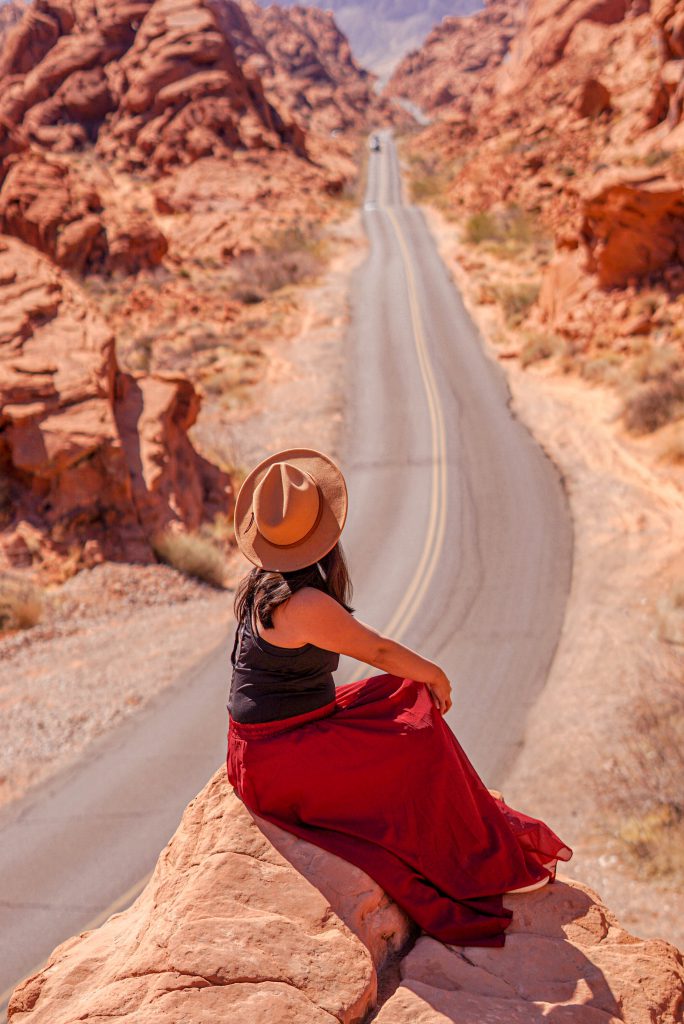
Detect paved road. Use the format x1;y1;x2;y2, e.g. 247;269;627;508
0;130;572;1014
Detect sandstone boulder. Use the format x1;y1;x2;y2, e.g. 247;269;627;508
0;149;168;274
580;170;684;287
374;881;684;1022
7;770;413;1023
0;235;230;573
8;768;684;1022
0;150;106;272
577;76;611;117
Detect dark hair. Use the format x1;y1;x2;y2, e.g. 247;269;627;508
234;541;354;630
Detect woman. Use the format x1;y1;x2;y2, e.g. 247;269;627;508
226;447;573;948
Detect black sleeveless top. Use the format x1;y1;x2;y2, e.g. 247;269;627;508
227;600;339;724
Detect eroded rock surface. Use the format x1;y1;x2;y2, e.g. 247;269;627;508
375;880;684;1023
7;770;413;1023
0;235;230;574
8;768;684;1022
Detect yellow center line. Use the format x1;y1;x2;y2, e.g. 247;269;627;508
341;137;448;682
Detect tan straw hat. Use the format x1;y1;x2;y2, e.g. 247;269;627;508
234;448;348;571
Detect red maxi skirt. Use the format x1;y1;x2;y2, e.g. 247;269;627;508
226;673;573;947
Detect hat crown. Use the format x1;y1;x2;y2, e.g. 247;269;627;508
253;462;321;548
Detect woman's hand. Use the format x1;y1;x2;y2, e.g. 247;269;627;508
424;669;452;715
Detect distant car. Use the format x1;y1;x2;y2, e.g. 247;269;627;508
370;135;381;152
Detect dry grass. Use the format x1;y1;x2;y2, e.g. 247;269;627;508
0;573;44;633
230;226;325;304
152;530;228;588
622;372;684;434
595;666;684;881
407;153;459;213
464;204;546;251
494;282;541;327
578;352;623;385
519;331;562;367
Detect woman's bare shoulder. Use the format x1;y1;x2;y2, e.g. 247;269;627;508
283;587;342;615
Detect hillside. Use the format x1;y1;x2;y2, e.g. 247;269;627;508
0;0;374;580
253;0;483;78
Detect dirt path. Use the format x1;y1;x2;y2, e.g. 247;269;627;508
423;204;684;951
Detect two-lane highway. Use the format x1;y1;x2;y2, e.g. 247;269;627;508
0;130;572;1015
340;130;572;782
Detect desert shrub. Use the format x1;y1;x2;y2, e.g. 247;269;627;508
495;282;540;326
412;173;445;202
152;530;228;588
465;204;543;248
630;343;682;384
520;331;561;367
579;352;623;384
596;673;684;880
0;573;43;632
465;210;502;244
231;226;323;304
642;149;672;166
657;427;684;466
622;372;684;434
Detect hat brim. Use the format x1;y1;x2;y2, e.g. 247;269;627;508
234;448;348;571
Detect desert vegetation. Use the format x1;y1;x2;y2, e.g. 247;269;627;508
0;573;43;634
152;529;229;589
597;668;684;881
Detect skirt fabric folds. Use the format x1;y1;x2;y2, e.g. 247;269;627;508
225;673;573;947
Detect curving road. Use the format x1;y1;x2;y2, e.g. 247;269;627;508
338;131;573;780
0;130;572;1015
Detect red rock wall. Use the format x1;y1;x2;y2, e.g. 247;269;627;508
0;235;231;575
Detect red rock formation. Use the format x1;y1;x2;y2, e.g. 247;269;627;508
230;0;374;134
0;0;305;172
393;0;684;295
580;169;684;287
8;769;684;1021
0;235;230;575
0;0;28;43
387;0;526;115
0;149;168;273
0;0;376;176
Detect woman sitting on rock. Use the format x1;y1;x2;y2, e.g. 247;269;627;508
226;447;573;948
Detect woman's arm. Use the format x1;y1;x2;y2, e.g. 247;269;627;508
276;588;453;714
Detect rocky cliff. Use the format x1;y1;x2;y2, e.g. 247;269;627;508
0;0;373;578
387;0;525;112
0;235;231;575
254;0;484;78
7;770;684;1021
